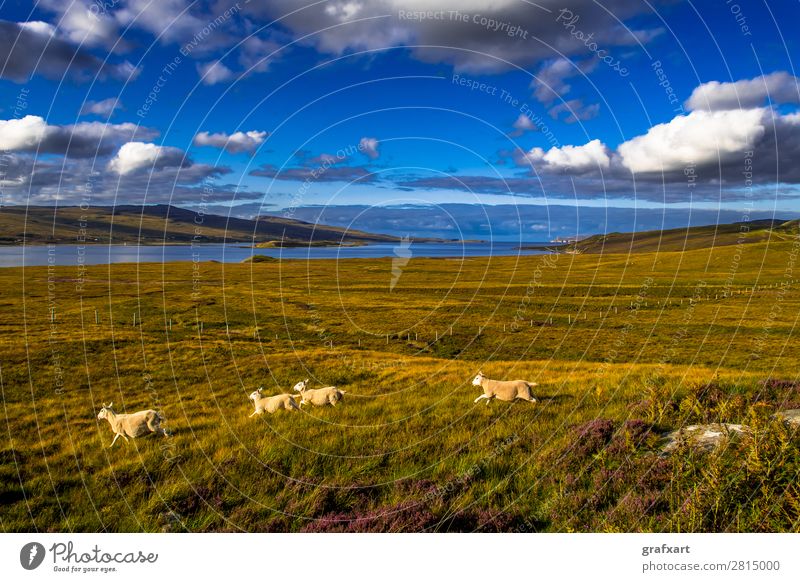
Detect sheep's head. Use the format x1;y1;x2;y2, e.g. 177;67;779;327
97;402;114;419
472;372;485;386
293;379;309;392
249;389;263;402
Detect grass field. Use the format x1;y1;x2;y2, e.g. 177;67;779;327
2;231;800;532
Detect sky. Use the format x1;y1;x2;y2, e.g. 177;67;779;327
1;0;799;240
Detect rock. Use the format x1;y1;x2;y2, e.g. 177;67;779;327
773;409;800;429
660;423;747;454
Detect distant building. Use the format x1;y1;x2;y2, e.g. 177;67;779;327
550;235;587;244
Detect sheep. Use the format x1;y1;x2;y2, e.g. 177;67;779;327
472;371;537;405
249;388;299;416
96;402;169;448
293;379;345;407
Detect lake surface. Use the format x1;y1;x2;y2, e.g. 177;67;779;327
0;242;555;267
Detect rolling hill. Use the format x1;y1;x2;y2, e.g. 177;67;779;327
0;204;403;246
567;218;799;254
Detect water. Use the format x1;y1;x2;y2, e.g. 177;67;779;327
0;242;555;267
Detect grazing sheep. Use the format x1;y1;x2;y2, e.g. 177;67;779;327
249;388;299;416
96;402;169;448
472;371;537;405
293;379;345;407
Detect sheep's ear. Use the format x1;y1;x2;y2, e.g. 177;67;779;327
257;387;264;393
305;378;309;383
108;401;113;408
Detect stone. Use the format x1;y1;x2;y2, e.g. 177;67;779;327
773;409;800;429
660;423;747;454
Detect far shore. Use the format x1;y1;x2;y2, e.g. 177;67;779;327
0;238;487;247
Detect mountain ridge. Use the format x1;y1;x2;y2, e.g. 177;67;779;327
0;204;405;246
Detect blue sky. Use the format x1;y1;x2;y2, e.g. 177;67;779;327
1;1;800;238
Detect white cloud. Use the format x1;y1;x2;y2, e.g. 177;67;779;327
509;113;539;137
512;114;536;133
359;137;379;160
115;0;207;43
617;108;766;173
108;142;188;175
524;139;610;172
197;60;235;85
80;98;123;117
193;130;268;155
0;115;157;156
0;115;48;150
18;21;56;37
686;72;800;112
41;0;119;48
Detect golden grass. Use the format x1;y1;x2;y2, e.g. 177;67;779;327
1;236;799;531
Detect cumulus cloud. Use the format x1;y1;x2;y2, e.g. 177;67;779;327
617;108;766;173
359;137;380;160
80;98;124;117
0;20;138;83
115;0;210;44
0;115;158;157
243;0;664;73
686;72;800;112
39;0;120;49
522;139;611;172
0;153;240;205
193;130;268;155
197;60;235;85
108;142;189;175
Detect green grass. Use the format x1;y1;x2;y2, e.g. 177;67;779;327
1;233;800;532
571;218;792;254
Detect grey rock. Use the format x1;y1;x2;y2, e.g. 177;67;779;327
773;409;800;429
660;423;747;454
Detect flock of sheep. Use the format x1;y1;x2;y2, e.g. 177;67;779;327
95;372;538;448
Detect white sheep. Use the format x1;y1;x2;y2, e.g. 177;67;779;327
472;371;537;405
293;379;345;407
249;388;299;416
96;402;169;447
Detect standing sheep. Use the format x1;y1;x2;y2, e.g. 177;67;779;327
293;379;345;407
96;402;169;447
249;388;299;416
472;372;537;405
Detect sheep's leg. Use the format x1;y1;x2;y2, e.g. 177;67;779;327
109;433;121;448
474;394;489;404
249;410;258;417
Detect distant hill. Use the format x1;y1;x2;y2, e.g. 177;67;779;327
567;219;799;254
0;205;403;246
